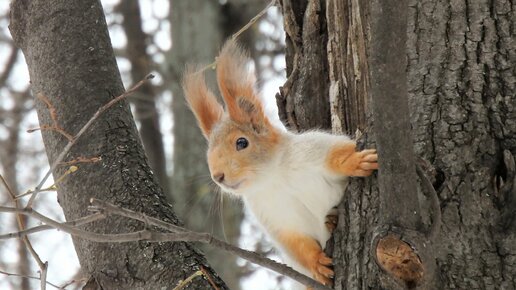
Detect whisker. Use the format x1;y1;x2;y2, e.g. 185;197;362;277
219;190;229;243
208;192;220;235
183;174;213;186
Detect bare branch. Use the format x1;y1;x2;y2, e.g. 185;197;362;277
89;199;330;290
88;198;187;233
0;270;61;289
195;0;277;74
59;156;101;166
0;212;106;240
40;262;48;290
0;201;331;290
200;266;220;290
0;175;47;287
27;124;74;142
171;270;203;290
231;0;276;41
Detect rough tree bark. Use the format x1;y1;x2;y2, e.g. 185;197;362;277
279;0;515;289
9;1;227;289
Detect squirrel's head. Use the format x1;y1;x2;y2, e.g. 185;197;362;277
182;40;281;195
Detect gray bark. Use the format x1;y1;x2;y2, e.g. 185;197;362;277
277;0;331;132
9;1;226;289
407;0;516;288
279;0;516;289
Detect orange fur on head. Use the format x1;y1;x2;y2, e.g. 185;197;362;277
182;66;224;138
216;40;272;131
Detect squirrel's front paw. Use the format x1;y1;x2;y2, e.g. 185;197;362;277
352;149;378;176
327;143;379;177
311;252;334;286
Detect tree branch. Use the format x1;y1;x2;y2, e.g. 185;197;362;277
0;175;47;290
0;200;332;290
0;270;60;290
0;212;106;240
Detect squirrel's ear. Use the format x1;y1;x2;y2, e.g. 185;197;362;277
182;66;223;139
216;40;270;131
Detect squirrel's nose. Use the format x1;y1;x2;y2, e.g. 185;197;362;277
213;173;225;183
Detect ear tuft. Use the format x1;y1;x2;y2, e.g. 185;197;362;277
182;65;223;139
237;97;257;115
216;40;258;123
216;39;276;133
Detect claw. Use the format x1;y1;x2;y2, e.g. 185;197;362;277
325;209;338;233
312;252;334;286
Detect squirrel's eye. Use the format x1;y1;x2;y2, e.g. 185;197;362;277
236;137;249;151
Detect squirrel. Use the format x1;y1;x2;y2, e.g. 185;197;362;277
182;40;378;288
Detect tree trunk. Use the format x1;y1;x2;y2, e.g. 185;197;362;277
279;0;516;289
9;1;226;289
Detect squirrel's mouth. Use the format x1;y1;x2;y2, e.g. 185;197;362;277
220;179;245;191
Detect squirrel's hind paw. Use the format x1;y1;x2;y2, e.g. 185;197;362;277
325;208;339;233
312;252;334;286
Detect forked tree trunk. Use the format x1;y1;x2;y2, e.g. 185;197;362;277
278;0;515;289
9;1;227;289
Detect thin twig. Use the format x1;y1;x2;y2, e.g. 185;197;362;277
28;74;154;208
172;270;203;290
0;175;48;290
36;93;59;128
15;186;56;200
200;266;219;290
40;262;48;290
0;212;106;240
30;94;74;141
58;276;88;289
27;125;74;142
0;270;61;290
88;198;187;233
16;166;77;200
231;0;276;41
195;0;276;74
59;156;101;166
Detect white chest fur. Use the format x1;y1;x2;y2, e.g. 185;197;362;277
242;131;350;245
